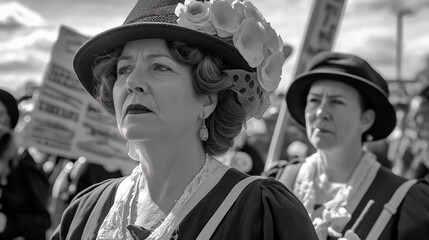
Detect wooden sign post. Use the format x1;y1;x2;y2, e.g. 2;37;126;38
264;0;347;171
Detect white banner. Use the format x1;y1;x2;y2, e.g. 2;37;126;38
23;25;137;172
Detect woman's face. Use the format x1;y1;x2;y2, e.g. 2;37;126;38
304;80;374;150
112;39;203;141
410;97;429;140
0;101;11;129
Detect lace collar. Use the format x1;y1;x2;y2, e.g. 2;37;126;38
293;150;380;237
97;154;223;240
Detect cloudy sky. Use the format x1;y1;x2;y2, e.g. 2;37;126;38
1;0;429;97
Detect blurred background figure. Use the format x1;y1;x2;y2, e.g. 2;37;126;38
389;85;429;180
0;88;51;240
413;55;429;86
272;52;429;239
218;130;265;176
48;157;123;233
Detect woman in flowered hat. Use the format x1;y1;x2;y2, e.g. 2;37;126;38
272;51;429;240
51;0;318;239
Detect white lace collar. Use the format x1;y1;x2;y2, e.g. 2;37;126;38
293;150;380;237
97;155;223;240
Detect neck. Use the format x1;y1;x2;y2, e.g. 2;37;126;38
317;144;364;183
133;138;207;213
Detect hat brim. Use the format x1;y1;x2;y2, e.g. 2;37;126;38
286;70;397;141
73;22;253;98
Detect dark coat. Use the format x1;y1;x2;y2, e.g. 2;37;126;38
269;160;429;240
51;168;318;239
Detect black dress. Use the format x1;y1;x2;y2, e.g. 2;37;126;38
269;160;429;240
51;168;318;239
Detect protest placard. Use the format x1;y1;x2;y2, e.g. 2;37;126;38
23;25;137;172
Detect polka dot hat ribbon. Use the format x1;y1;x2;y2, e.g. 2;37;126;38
225;69;271;119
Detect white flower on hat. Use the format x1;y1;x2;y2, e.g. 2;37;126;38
175;0;216;35
211;1;240;37
257;51;285;92
264;23;284;54
233;17;266;68
242;0;265;24
232;0;246;22
175;0;286;98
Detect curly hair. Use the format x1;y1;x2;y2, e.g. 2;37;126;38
92;41;247;156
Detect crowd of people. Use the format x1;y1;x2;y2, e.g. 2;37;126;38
1;0;429;239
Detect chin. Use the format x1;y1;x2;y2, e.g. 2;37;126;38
122;132;146;141
311;138;334;150
119;126;141;140
119;121;149;138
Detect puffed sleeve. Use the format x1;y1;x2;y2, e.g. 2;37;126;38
50;178;121;240
217;178;318;240
50;180;102;240
397;180;429;240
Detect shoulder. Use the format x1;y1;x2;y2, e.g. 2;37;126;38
51;177;124;239
372;166;407;189
394;179;429;239
240;175;304;209
403;178;429;207
217;168;307;211
71;177;123;204
372;167;429;209
237;174;318;238
65;177;123;220
207;169;318;239
373;168;429;220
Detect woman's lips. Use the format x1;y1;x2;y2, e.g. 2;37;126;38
314;127;330;134
126;104;152;114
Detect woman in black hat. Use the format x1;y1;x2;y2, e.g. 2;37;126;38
0;88;51;240
274;51;429;240
51;0;317;239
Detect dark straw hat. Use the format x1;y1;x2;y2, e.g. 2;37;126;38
74;0;255;99
286;51;396;141
0;88;19;129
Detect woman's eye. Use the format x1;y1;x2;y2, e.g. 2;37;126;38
307;98;319;103
332;99;343;104
118;65;132;75
153;63;172;72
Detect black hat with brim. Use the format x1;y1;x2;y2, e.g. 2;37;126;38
286;52;396;141
73;0;254;99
